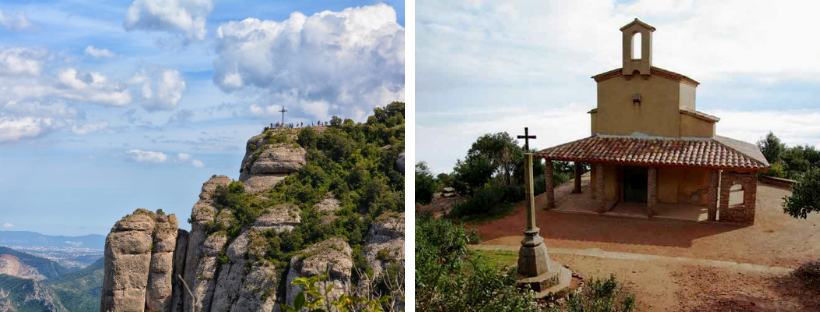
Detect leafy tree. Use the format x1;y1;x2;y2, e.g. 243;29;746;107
297;127;318;149
783;167;820;219
330;116;343;127
452;154;495;195
415;162;437;204
758;131;785;163
467;132;523;185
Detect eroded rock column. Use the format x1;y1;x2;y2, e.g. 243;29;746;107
100;210;156;312
146;214;179;312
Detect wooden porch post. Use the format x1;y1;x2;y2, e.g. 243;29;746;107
545;158;555;209
573;162;582;193
647;167;658;217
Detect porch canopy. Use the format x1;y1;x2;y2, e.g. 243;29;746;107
534;135;768;171
533;135;769;220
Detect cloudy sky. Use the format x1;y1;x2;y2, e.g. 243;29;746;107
417;0;820;174
0;0;405;237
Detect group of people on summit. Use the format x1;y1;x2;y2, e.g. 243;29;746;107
273;120;330;129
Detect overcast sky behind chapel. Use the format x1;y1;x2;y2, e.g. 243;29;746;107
417;0;820;174
0;0;405;237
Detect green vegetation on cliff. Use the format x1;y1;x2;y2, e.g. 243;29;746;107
203;102;405;299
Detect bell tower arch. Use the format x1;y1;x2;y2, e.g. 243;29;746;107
621;18;655;77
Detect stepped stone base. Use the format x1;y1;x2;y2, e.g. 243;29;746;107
515;230;571;298
516;264;572;298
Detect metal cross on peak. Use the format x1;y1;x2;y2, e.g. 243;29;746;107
279;107;288;127
517;127;536;152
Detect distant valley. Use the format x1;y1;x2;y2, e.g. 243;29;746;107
0;231;105;249
0;232;105;312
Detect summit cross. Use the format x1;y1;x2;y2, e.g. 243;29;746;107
517;127;536;151
279;107;288;127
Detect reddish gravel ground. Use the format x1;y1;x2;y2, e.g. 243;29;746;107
419;178;820;311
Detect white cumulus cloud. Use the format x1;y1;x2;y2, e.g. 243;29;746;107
191;159;204;168
126;149;168;163
71;121;109;135
0;9;40;32
130;67;187;111
0;47;49;77
0;114;50;144
175;152;192;163
84;46;117;58
123;0;216;41
2;223;13;228
213;4;405;122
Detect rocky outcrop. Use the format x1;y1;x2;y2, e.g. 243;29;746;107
101;127;405;312
239;133;307;194
181;175;232;312
251;144;306;175
243;173;289;194
314;193;341;224
199;175;232;200
363;212;405;278
100;211;155;311
146;214;179;312
254;204;301;232
362;212;405;311
238;133;268;182
286;238;353;306
396;152;405;174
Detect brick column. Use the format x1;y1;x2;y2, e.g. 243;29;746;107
573;162;582;193
647;167;657;217
744;174;757;223
544;159;555;209
708;170;719;221
596;163;605;213
719;173;731;216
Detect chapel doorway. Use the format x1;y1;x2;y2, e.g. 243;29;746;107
623;166;648;203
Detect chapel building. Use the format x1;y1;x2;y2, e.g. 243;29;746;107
536;19;769;224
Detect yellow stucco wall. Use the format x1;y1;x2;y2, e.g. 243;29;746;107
595;76;683;137
604;165;619;201
588;165;622;201
679;114;715;138
679;83;696;110
590;113;598;135
657;167;710;205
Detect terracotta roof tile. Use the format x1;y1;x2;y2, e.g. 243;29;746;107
536;136;768;171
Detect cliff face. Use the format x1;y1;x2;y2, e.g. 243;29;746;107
101;125;406;312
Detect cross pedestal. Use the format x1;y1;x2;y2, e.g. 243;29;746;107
516;153;571;297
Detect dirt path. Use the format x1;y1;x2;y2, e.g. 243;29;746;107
463;179;820;311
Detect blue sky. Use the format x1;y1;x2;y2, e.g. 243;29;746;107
0;0;405;237
416;0;820;174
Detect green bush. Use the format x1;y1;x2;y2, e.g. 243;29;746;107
544;275;635;312
449;183;523;220
416;162;437;204
416;214;539;312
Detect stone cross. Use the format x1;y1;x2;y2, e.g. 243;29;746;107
517;127;536;152
522;153;539;239
516;153;571;296
279;106;288;127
